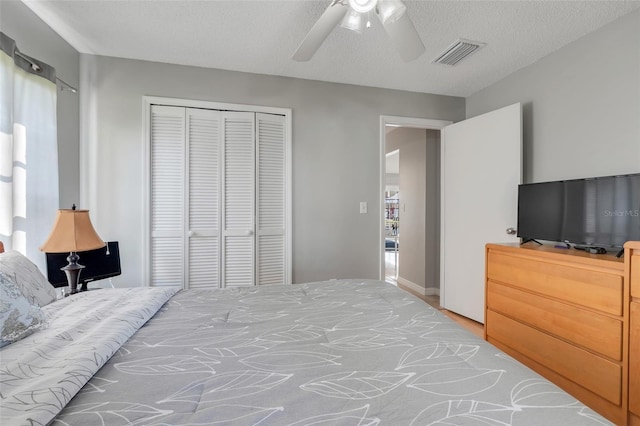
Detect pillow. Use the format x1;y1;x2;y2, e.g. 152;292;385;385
0;271;47;348
0;250;57;307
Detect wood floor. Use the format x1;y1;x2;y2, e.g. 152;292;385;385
398;284;485;338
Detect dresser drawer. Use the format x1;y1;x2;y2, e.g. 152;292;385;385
487;281;623;360
630;302;640;417
486;310;622;405
487;252;623;316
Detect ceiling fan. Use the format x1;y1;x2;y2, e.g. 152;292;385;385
292;0;425;62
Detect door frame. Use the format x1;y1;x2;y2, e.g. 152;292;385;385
379;116;452;289
143;96;292;287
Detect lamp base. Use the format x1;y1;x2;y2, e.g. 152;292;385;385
61;252;85;295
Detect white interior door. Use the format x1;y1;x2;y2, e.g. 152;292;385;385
187;108;221;289
256;113;287;285
441;103;522;323
222;112;256;287
150;105;186;287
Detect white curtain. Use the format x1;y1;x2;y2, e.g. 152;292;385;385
0;33;59;273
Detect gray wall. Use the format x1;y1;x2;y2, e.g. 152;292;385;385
1;0;80;208
467;9;640;184
424;130;440;292
79;54;465;287
396;128;428;289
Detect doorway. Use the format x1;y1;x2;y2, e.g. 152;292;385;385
381;105;521;322
379;116;452;298
384;149;400;283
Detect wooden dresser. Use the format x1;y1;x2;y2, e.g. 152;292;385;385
485;243;628;425
627;241;640;426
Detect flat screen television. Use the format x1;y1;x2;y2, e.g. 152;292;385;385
46;241;121;288
517;174;640;249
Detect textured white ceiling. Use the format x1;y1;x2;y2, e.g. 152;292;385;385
21;0;640;97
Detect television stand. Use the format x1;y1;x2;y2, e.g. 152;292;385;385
520;239;542;245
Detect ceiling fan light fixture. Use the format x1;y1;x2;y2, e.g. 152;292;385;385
377;0;406;24
341;8;364;33
348;0;378;14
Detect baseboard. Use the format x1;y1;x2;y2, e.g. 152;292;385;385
396;277;439;296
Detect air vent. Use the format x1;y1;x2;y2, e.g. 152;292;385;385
433;39;486;66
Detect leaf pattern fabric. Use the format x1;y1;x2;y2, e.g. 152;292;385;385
0;287;178;425
0;250;57;307
0;271;47;347
0;280;612;425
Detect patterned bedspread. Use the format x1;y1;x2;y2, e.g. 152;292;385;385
1;280;612;425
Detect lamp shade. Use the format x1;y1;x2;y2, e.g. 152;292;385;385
40;209;105;253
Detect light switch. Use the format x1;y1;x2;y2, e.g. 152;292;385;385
360;201;367;214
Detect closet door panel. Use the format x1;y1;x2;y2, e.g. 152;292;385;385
258;236;285;285
222;112;255;287
150;105;185;287
189;238;219;288
151;237;183;286
187;108;221;288
224;237;254;287
256;113;286;285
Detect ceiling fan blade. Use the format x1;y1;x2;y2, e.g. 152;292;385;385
381;13;425;62
292;1;349;61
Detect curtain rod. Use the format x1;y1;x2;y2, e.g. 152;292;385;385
14;50;78;93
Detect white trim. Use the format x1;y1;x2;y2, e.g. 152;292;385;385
142;101;151;286
143;96;292;287
285;112;293;285
396;277;440;297
143;96;291;117
379;115;452;286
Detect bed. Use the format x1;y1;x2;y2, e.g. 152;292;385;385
0;251;613;425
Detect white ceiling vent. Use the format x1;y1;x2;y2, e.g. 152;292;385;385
433;39;486;66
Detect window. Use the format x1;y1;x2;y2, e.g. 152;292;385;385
0;33;59;273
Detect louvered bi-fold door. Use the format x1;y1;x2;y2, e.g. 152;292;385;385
150;104;288;289
187;108;221;288
222;112;256;287
256;113;286;285
150;105;185;287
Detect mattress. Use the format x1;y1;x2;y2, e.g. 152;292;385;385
0;279;611;425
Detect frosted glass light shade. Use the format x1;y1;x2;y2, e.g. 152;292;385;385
348;0;377;13
40;209;105;253
341;9;364;33
378;0;406;23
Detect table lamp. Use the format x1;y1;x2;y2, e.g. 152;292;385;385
40;204;105;294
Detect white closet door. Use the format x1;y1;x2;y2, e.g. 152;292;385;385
150;105;185;287
187;108;221;289
256;113;286;285
222;112;256;287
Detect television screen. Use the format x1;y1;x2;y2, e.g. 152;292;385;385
517;174;640;248
46;241;121;288
517;180;565;243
